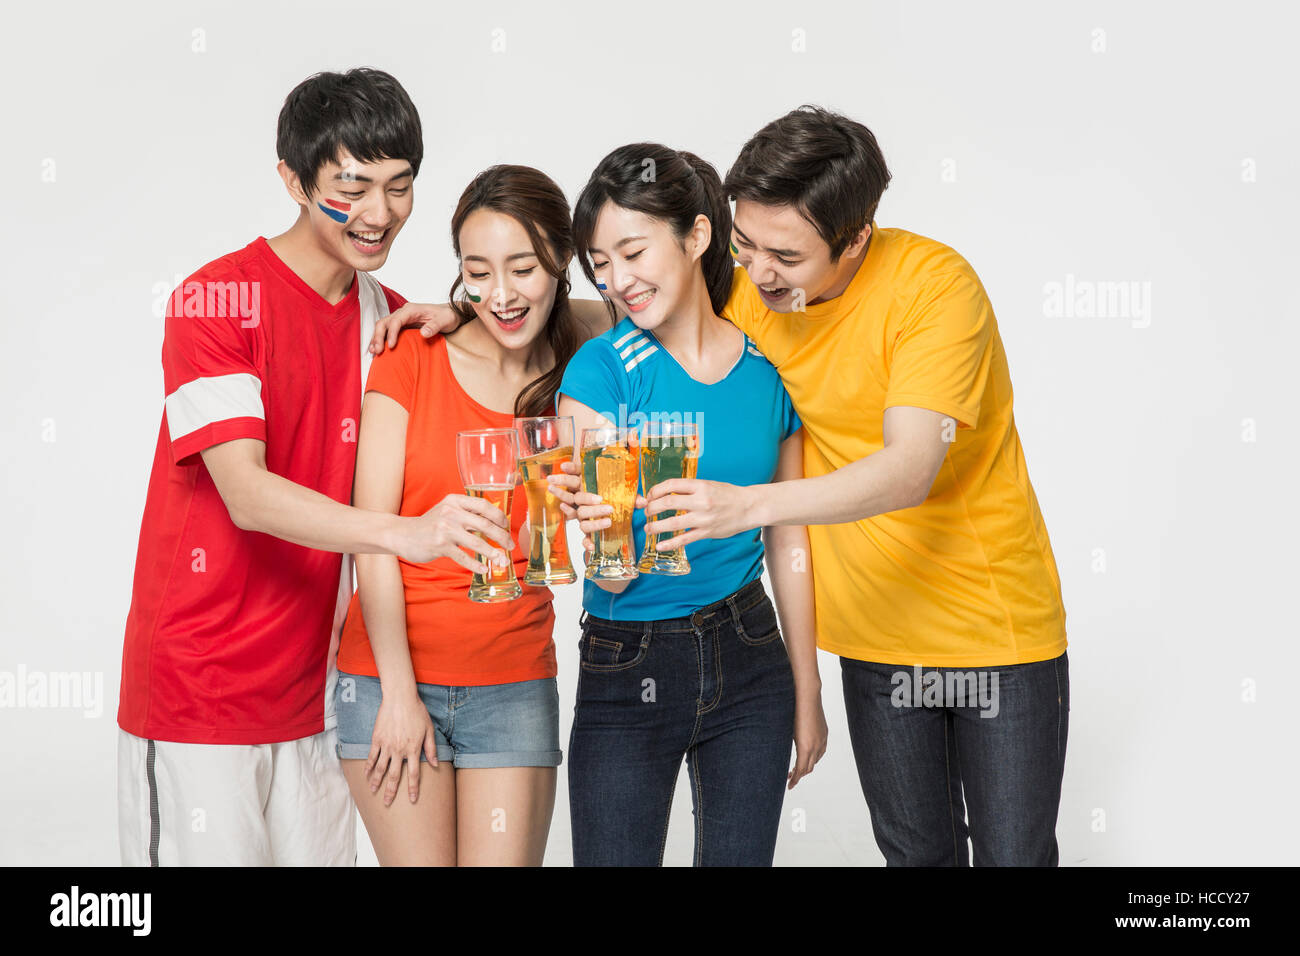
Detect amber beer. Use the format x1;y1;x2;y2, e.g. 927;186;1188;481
465;483;521;600
456;428;522;603
637;422;700;574
516;415;577;586
580;427;640;580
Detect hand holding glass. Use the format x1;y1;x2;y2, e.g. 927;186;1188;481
516;416;577;586
580;426;640;581
638;422;700;574
455;428;521;603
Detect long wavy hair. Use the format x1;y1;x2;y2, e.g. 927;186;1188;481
447;165;580;419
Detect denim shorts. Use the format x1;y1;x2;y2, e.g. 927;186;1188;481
334;671;562;769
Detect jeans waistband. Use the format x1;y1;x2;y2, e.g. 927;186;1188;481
579;578;768;634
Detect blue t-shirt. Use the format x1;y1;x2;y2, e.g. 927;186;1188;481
556;316;801;621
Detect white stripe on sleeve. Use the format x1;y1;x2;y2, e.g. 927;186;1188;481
165;373;265;443
619;337;651;360
624;346;658;372
612;328;642;349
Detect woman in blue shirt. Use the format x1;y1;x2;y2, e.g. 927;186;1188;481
550;144;827;866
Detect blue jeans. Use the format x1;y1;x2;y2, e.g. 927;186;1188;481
840;651;1069;866
568;578;796;866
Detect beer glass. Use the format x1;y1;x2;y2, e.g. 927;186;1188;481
455;428;522;603
515;415;577;586
637;421;700;574
580;426;640;581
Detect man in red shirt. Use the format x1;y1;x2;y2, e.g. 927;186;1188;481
117;68;505;866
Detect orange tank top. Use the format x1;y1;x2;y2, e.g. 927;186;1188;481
336;330;557;686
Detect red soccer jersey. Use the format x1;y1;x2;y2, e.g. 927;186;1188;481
118;236;406;745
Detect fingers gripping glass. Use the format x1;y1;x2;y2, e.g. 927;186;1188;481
580;426;640;581
638;422;699;575
455;428;522;603
515;416;578;587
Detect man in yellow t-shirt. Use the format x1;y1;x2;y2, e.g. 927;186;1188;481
642;106;1069;866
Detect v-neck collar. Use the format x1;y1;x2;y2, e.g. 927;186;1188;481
254;236;360;320
643;324;748;387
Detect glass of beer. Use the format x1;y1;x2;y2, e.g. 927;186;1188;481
455;428;521;603
637;421;700;575
580;426;640;581
515;415;577;586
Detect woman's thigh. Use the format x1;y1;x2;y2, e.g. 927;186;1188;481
454;766;557;866
340;757;457;866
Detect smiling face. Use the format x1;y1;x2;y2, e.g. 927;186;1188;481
731;199;868;312
302;150;414;271
588;201;708;331
458;208;560;351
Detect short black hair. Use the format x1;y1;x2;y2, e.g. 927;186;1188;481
276;68;423;197
725;105;891;261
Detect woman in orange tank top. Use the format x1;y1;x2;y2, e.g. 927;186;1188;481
334;166;609;865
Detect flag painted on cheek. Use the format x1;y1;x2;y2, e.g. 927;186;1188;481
464;283;482;303
318;199;351;223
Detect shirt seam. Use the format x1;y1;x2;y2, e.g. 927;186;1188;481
882;393;979;429
820;636;1067;667
122;714;327;745
941;454;1019;652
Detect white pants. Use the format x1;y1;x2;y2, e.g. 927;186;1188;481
118;727;356;866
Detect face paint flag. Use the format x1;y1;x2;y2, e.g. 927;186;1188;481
318;199;350;224
464;283;483;303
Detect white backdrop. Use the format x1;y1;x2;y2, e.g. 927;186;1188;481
1;0;1295;866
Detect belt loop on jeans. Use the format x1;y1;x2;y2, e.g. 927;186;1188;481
725;592;745;636
579;610;590;628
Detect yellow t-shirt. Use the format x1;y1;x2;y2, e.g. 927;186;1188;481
723;226;1066;667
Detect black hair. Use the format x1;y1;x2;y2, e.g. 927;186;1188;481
276;68;423;197
725;105;891;261
572;143;733;318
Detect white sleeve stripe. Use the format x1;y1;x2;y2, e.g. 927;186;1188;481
624;346;658;372
618;337;651;360
165;373;264;443
612;328;641;349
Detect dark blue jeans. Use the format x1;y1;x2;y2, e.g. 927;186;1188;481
840;651;1069;866
568;578;796;866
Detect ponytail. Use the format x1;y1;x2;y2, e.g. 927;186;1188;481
676;150;733;314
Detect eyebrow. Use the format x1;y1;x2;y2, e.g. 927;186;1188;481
733;224;802;259
330;167;414;185
587;235;648;255
461;251;540;264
